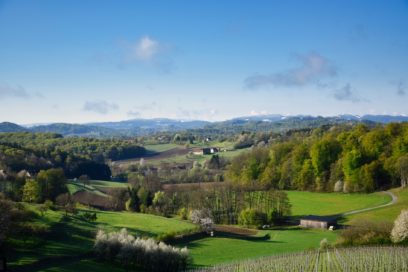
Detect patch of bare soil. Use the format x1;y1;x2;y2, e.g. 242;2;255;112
214;225;258;236
72;191;111;210
113;147;190;165
162;182;224;193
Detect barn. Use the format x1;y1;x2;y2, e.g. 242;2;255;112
192;147;219;155
300;216;337;229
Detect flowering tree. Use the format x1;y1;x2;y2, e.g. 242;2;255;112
190;209;214;232
94;228;189;271
391;209;408;243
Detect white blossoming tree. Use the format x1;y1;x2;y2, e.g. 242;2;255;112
391;209;408;243
190;209;214;233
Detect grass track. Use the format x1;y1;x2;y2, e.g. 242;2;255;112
287;191;391;216
346;187;408;223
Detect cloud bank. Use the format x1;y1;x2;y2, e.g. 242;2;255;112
244;52;337;89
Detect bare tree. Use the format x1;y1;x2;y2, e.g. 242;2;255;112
397;156;408;188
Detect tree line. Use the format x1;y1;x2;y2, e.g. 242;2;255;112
0;132;146;178
227;123;408;193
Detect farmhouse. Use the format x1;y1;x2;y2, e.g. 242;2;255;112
299;216;337;229
192;147;219;155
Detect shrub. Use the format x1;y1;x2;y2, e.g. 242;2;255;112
178;207;188;220
94;228;189;272
319;238;330;250
391;209;408;243
338;220;392;245
238;208;267;228
80;211;97;222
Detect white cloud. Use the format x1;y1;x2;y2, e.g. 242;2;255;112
83;100;119;114
244;52;337;89
133;36;159;61
120;36;175;72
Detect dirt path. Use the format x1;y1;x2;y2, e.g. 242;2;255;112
341;191;398;217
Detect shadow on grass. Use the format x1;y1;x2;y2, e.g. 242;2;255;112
7;213;150;272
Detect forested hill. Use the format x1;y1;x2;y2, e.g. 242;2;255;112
30;123;120;137
1;115;408;137
227;122;408;193
0;122;27;133
0;132;146;179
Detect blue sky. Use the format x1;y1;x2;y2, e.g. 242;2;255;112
0;0;407;124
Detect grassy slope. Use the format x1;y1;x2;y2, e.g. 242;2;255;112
184;228;338;267
67;183;108;197
138;142;250;166
67;180;128;197
144;143;179;153
9;190;399;270
8;205;195;271
345;187;408;223
185;191;391;267
88;180;128;188
94;210;195;236
287;191;391;216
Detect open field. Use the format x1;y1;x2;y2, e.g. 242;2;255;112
67;180;128;194
144;143;180;153
112;142;251;167
346;187;408;223
7;188;404;271
7;205;196;271
287;191;392;217
180;228;339;267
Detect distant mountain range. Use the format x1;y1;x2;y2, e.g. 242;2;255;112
1;115;408;137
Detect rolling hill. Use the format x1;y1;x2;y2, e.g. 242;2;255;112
1;114;407;137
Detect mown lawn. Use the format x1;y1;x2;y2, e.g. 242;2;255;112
66;182;108;197
88;180;128;188
94;210;196;236
287;191;391;216
183;228;339;267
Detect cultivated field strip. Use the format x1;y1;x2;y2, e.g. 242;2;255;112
194;247;408;272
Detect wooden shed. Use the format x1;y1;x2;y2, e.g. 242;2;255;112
300;216;337;229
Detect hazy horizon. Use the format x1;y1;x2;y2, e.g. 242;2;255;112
1;0;408;123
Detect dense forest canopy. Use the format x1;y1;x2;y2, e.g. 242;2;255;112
0;132;146;179
227;123;408;193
